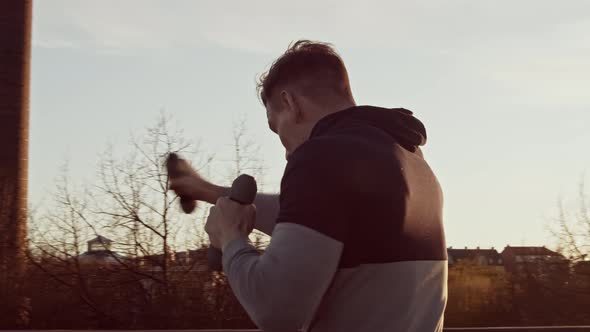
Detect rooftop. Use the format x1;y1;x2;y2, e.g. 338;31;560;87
88;235;113;244
502;246;564;257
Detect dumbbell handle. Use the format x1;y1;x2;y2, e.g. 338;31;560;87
208;174;257;271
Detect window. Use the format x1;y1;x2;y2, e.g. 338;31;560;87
90;243;106;252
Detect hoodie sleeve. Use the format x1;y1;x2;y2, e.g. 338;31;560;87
252;193;280;236
222;139;350;332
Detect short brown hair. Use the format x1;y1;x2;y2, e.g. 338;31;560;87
257;40;352;105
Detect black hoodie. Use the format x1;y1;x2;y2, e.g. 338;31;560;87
222;106;447;332
281;105;446;266
309;105;427;152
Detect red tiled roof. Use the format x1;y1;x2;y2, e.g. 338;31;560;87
502;246;563;257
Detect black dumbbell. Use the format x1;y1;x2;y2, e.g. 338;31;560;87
207;174;257;271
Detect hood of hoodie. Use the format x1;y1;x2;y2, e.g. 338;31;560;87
309;106;427;152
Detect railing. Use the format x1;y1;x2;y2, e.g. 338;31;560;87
19;328;590;332
445;327;590;331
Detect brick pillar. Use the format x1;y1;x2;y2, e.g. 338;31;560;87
0;0;32;328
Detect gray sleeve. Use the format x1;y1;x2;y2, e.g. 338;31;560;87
253;193;279;236
222;222;343;332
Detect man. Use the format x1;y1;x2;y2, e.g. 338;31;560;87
170;40;447;332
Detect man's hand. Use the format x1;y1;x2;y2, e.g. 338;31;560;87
167;156;229;204
205;197;256;250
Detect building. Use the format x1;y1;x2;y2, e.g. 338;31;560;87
77;235;124;265
447;247;503;268
573;260;590;274
87;235;113;252
134;247;215;305
572;260;590;289
137;248;208;271
501;246;569;275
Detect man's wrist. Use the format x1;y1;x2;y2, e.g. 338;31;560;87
204;184;231;204
221;232;249;252
221;236;254;273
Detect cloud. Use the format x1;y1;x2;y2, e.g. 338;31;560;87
32;39;81;50
31;0;590;108
33;0;589;53
461;18;590;108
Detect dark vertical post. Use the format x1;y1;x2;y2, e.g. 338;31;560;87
0;0;32;328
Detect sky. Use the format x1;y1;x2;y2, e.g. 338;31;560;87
30;0;590;250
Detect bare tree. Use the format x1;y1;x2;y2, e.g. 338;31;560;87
26;114;223;328
551;178;590;262
227;116;269;249
92;114;213;290
548;177;590;317
26;164;119;325
228;116;266;188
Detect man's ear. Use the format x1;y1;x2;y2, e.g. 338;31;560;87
279;89;303;123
